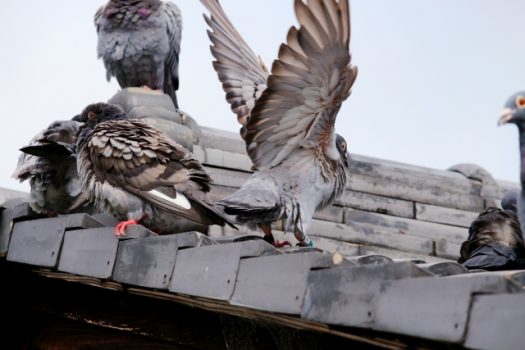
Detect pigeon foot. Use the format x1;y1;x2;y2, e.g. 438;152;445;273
272;241;292;248
273;240;292;248
296;239;314;248
262;233;291;248
114;219;139;236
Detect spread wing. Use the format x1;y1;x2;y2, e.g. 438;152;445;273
163;2;183;104
245;0;357;170
82;119;215;222
201;0;269;133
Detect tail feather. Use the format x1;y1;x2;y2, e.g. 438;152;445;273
218;194;282;224
20;142;75;158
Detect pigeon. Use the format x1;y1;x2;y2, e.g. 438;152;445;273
201;0;356;247
95;0;182;108
12;118;83;216
75;102;234;235
498;91;525;235
458;207;525;270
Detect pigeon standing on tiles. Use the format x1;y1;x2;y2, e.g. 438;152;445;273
498;91;525;234
458;207;525;270
75;102;234;235
12;118;83;215
95;0;182;108
201;0;356;247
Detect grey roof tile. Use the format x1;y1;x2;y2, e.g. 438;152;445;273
465;293;525;350
113;232;214;289
231;250;337;314
170;239;276;300
419;261;469;277
0;201;31;256
58;227;119;279
6;214;103;268
302;261;432;327
373;274;523;342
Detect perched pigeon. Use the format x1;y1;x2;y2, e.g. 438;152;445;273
75;102;234;235
498;91;525;234
458;207;525;270
201;0;356;247
95;0;182;108
12;118;83;215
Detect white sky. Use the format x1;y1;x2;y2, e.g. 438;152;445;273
1;0;524;192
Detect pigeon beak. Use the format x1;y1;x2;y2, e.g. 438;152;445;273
498;108;515;126
344;152;350;168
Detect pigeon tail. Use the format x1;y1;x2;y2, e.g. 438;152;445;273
217;186;282;224
20;142;75;159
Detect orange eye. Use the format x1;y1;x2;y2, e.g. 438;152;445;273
87;111;96;121
340;142;346;151
516;96;525;108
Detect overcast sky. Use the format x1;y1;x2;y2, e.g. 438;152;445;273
1;0;524;193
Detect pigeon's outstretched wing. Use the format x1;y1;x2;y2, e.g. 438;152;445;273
202;0;357;170
201;0;269;131
80;119;230;226
246;0;357;170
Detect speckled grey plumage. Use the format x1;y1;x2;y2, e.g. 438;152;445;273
202;0;355;246
95;0;182;108
75;103;234;235
12;119;83;215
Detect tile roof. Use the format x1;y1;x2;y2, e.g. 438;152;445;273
1;119;523;349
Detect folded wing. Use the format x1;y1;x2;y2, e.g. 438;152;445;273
82;119;231;226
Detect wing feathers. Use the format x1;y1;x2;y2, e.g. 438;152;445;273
201;0;269;133
245;0;356;169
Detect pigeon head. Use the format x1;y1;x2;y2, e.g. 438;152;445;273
79;103;127;127
71;114;83;122
498;91;525;129
501;189;518;212
336;134;350;168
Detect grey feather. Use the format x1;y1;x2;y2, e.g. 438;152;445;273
12;119;84;215
95;0;182;108
76;102;235;235
498;90;525;237
205;0;353;246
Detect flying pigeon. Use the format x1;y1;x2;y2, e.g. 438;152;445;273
458;207;525;270
75;102;234;235
498;91;525;234
95;0;182;108
201;0;356;247
12;118;83;216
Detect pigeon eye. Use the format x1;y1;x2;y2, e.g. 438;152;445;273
516;96;525;109
340;142;346;151
88;111;96;121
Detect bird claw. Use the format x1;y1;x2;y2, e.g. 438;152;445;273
296;239;314;248
273;240;292;248
262;233;291;248
114;219;138;236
